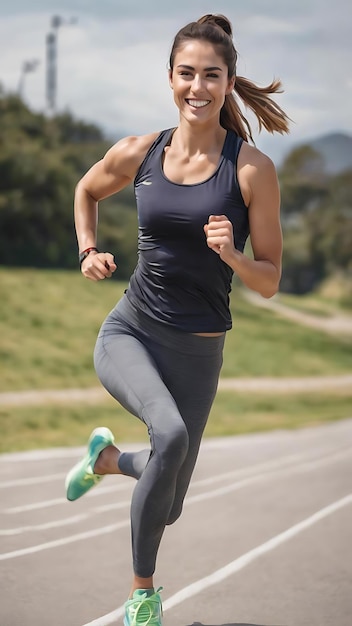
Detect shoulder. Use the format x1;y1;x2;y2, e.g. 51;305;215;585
237;142;279;207
238;141;276;172
103;131;162;179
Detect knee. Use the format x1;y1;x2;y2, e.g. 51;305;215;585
166;502;183;526
156;423;189;469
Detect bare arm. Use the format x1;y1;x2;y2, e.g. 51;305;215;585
204;145;282;298
74;132;159;281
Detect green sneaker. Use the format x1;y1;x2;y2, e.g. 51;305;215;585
124;587;163;626
65;427;115;501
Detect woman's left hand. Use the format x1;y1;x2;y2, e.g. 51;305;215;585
204;214;235;264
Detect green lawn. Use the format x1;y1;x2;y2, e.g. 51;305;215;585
1;268;351;452
1;268;352;392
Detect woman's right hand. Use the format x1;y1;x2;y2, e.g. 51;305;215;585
81;251;117;281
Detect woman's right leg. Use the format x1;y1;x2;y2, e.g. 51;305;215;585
94;329;189;581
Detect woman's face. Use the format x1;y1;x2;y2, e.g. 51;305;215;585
169;39;234;125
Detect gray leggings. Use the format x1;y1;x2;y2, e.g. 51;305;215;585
93;295;225;577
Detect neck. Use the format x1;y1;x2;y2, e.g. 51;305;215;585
173;119;227;156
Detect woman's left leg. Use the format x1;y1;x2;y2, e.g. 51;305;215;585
144;331;225;526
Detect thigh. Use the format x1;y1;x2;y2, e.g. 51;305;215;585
94;330;181;431
152;335;224;429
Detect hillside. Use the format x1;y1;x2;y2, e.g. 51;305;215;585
305;132;352;174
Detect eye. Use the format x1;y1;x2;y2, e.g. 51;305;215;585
207;73;219;78
179;71;192;76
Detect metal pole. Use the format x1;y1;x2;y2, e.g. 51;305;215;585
46;32;57;113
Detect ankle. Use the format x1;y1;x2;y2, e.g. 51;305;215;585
93;445;120;475
129;576;154;597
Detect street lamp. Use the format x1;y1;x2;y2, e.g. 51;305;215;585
46;15;77;114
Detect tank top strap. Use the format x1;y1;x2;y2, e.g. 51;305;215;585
221;130;243;165
135;128;174;183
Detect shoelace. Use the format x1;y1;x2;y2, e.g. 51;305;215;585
127;588;163;626
83;464;102;484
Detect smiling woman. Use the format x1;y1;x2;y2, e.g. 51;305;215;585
64;13;290;626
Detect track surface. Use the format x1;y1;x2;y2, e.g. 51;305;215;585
1;419;352;626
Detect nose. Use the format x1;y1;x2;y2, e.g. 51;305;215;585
190;74;204;94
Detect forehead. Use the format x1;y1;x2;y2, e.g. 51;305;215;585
173;39;226;69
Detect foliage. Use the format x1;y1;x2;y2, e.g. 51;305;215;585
279;144;352;294
0;87;138;277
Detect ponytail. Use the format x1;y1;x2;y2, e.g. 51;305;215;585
222;76;290;142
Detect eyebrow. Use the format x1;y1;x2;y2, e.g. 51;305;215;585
176;64;223;72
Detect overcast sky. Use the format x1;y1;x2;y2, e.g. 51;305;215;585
1;0;351;163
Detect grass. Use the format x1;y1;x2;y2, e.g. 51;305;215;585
1;267;352;452
276;293;333;317
0;389;351;453
1;268;352;392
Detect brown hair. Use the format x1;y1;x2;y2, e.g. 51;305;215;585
169;14;290;142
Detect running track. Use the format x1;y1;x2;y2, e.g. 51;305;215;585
1;419;352;626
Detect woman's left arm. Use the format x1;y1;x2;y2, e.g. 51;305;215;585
204;149;282;298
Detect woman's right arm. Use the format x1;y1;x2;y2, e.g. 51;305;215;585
74;132;158;281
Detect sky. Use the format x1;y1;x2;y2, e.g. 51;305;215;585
1;0;351;164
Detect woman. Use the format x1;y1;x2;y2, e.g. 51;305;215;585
66;14;290;625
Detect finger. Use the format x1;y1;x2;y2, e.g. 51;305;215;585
82;256;110;279
82;269;106;281
105;253;118;272
208;214;228;223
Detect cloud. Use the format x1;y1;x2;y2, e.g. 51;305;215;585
1;1;351;164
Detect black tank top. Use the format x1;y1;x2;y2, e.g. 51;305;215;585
126;128;249;332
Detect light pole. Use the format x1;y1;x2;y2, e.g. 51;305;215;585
46;15;77;115
18;59;40;100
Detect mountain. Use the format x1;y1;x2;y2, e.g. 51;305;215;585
308;132;352;175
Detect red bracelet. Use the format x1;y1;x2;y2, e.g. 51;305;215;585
79;247;99;267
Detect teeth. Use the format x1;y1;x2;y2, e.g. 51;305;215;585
187;99;210;108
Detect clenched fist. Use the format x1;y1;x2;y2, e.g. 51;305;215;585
204;214;235;264
81;251;117;281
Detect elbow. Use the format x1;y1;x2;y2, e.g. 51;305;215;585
75;178;98;203
260;285;279;299
258;274;281;299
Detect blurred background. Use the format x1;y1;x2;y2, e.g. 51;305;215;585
0;0;351;452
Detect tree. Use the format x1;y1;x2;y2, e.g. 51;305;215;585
279;144;352;293
0;88;138;276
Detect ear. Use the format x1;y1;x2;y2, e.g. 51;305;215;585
168;69;173;89
226;75;235;95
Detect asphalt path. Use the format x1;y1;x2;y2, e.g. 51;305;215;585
1;419;352;626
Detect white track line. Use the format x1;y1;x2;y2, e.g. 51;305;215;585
0;501;132;536
81;493;352;626
2;446;345;513
0;454;307;534
4;481;134;513
2;454;299;515
0;520;130;561
0;442;146;463
1;446;350;548
162;493;352;610
0;473;66;488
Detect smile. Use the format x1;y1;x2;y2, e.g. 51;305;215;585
186;99;210;108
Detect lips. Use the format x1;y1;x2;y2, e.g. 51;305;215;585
185;99;210;108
